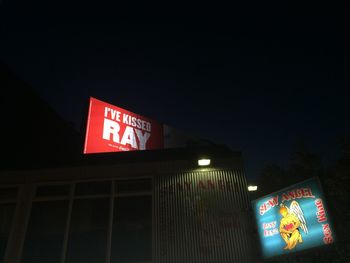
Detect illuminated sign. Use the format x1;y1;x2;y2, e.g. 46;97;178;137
84;97;163;154
252;177;335;258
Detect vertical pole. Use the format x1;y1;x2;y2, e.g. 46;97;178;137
105;181;115;263
4;183;34;263
60;183;75;263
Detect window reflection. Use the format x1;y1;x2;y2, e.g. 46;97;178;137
0;204;15;262
36;185;70;198
75;181;111;196
111;195;152;263
0;188;17;201
116;179;152;194
21;201;69;263
19;179;153;263
65;198;109;263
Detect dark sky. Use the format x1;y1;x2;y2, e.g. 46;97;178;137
1;1;349;180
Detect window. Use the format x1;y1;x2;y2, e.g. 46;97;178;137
0;186;18;263
75;181;111;196
111;195;152;263
21;201;69;263
116;179;152;194
36;184;70;197
65;198;110;263
19;178;152;263
0;204;16;262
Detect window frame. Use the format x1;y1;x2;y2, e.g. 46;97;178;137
18;177;153;263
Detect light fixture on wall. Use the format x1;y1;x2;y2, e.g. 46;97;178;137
198;159;211;166
248;185;258;191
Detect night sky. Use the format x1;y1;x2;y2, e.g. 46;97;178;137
1;1;349;180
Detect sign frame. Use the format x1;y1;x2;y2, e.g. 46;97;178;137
252;177;336;259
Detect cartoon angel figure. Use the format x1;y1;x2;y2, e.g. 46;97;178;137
279;201;308;250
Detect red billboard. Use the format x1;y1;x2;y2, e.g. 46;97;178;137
84;97;163;154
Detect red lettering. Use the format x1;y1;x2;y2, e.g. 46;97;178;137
260;196;278;215
281;193;289;202
268;196;279;207
281;188;315;202
302;188;315;198
287;191;296;200
263;228;279;237
217;180;225;190
295;189;303;198
324;236;333;244
260;203;267;215
317;210;327;222
315;199;327;222
263;221;277;229
322;224;334;244
207;180;215;190
198;181;206;190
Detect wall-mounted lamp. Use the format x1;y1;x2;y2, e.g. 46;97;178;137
198;159;211;166
248;185;258;192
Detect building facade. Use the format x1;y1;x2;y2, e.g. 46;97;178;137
0;148;258;263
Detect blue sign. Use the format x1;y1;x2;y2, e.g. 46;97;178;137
252;177;335;258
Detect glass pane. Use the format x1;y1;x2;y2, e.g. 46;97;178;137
36;185;70;197
75;181;111;196
0;204;16;262
111;196;152;263
0;187;17;201
21;201;69;263
116;179;152;194
65;198;109;263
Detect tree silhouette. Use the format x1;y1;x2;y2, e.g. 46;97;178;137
256;140;321;198
288;140;322;183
